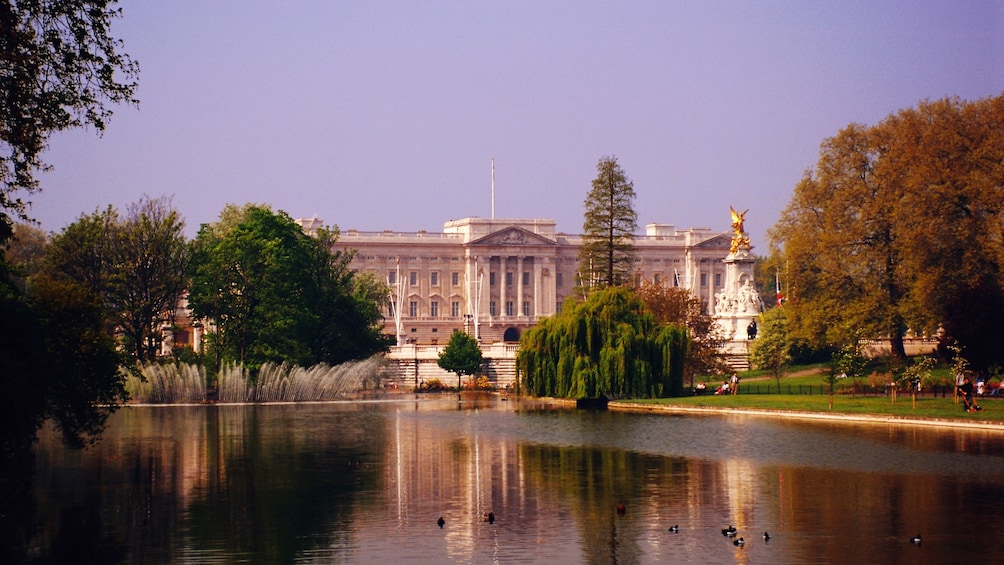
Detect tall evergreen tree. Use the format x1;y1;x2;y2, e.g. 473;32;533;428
579;156;637;289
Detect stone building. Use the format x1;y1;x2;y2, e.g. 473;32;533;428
304;216;734;346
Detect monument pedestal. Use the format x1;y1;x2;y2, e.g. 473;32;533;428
714;248;763;369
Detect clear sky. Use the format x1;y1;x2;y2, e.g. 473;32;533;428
31;0;1004;251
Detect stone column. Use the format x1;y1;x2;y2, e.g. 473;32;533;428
517;256;524;317
533;258;543;317
499;255;506;318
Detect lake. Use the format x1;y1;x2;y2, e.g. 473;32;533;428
25;395;1004;563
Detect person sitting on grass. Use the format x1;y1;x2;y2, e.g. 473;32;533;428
960;378;981;412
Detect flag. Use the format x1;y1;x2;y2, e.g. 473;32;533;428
775;269;783;307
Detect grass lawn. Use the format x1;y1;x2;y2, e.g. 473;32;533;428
628;363;1003;424
621;393;1004;423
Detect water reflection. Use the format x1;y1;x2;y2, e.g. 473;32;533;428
27;397;1004;564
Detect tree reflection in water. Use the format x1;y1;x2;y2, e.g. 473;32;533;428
22;398;1004;563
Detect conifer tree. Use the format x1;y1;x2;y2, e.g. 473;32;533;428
579;156;637;289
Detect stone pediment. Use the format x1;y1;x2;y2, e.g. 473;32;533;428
469;226;556;247
694;234;734;249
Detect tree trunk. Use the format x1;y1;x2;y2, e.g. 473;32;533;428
889;333;907;362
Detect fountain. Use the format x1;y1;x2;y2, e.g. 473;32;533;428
125;356;385;403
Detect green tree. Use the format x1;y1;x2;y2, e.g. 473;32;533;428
748;308;790;390
106;196;189;362
769;95;1004;371
634;282;727;383
2;222;47;292
517;287;690;399
0;0;138;245
829;341;866;394
188;205;390;371
579;156;637;289
37;198;188;363
438;330;484;389
309;228;393;365
40;206;118;330
189;205;318;370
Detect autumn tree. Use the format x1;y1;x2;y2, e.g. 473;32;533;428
634;282;728;382
438;330;484;389
579;156;637;289
0;0;138;245
769;95;1004;371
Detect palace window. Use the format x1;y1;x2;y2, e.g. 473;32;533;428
490;272;496;286
523;301;530;316
701;273;708;287
715;273;722;287
430;301;439;317
431;272;439;286
490;301;497;316
452;272;459;286
506;301;514;316
523;272;530;286
505;272;513;286
556;272;563;287
388;271;396;284
409;301;417;317
409;271;418;286
451;301;460;317
654;273;661;285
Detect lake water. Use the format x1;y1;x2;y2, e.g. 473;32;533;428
26;395;1004;564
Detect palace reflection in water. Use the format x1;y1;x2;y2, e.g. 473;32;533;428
28;397;1004;564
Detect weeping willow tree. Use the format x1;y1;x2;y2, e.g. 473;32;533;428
517;287;690;399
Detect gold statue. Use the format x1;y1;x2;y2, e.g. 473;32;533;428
729;206;750;253
730;206;748;236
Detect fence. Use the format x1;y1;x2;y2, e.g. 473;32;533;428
702;384;960;398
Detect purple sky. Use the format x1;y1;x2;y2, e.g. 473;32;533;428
31;1;1004;251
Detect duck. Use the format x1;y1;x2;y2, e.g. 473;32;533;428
763;531;771;542
721;525;737;537
483;512;495;524
733;537;745;547
668;525;679;533
911;534;922;545
437;516;445;529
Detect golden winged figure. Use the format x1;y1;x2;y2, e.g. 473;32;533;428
730;206;748;236
729;206;750;253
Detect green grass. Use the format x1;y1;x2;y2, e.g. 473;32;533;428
622;393;1004;423
673;362;1004;424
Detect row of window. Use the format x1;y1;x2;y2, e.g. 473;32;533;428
389;270;545;287
399;300;533;318
388;270;723;291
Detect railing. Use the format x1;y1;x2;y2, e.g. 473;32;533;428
696;384;964;397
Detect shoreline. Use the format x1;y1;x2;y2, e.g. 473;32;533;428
609;401;1004;432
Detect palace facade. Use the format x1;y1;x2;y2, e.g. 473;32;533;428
300;216;734;346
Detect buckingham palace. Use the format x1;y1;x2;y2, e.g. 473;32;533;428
299;216;734;348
